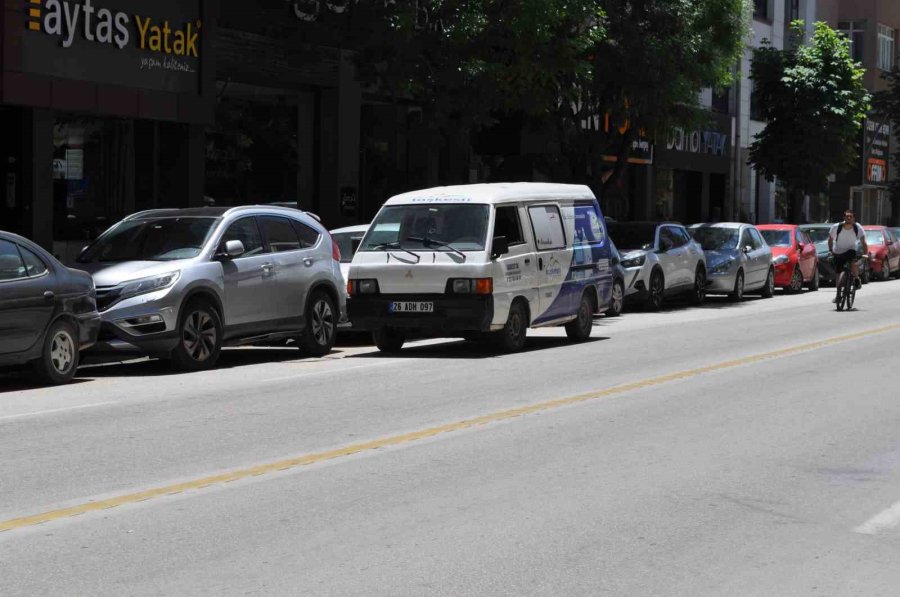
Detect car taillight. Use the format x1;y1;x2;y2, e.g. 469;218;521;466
332;239;341;262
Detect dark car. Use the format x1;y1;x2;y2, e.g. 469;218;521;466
0;232;100;384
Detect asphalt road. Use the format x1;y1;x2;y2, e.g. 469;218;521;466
2;280;900;596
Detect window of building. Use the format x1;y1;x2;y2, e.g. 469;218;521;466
878;24;895;71
839;21;866;64
712;87;730;114
786;0;799;22
753;0;768;21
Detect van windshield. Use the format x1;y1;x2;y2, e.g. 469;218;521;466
360;204;490;252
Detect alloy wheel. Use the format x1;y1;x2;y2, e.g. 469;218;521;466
182;310;217;362
311;298;335;346
790;267;803;292
610;281;624;316
49;330;75;374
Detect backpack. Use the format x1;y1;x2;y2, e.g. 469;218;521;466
835;222;861;240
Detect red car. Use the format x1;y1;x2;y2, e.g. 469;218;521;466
756;224;819;292
863;226;900;281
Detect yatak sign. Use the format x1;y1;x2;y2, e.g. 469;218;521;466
27;0;201;57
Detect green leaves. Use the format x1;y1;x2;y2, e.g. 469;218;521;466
749;21;871;206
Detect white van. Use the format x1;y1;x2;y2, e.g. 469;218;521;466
347;183;618;353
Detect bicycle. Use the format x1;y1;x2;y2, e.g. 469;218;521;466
832;252;867;311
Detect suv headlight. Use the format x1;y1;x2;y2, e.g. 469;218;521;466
773;255;789;265
621;254;647;268
119;271;181;300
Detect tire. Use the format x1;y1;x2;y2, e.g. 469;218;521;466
835;284;845;311
31;319;79;385
847;283;856;310
646;269;664;311
861;262;870;284
565;292;595;341
373;328;405;353
170;301;223;371
605;279;624;317
494;300;527;352
299;290;337;357
788;266;803;293
761;268;775;298
690;267;707;306
881;261;891;282
728;270;744;302
807;267;819;291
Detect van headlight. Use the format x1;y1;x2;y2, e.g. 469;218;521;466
119;271;180;300
447;278;493;295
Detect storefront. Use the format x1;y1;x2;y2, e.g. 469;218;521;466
654;112;732;225
1;0;215;261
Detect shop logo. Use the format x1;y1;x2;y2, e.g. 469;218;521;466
26;0;201;57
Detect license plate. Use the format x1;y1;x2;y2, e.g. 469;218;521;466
389;301;434;313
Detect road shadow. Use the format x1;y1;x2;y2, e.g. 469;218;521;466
79;346;350;378
0;374;93;394
349;334;610;360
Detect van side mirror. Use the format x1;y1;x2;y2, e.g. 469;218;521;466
219;240;245;259
491;236;509;259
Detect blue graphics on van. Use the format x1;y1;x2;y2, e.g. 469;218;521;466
532;201;614;325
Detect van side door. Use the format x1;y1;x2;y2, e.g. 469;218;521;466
527;204;571;323
491;205;539;324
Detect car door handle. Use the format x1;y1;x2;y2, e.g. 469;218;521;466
524;258;531;265
261;263;275;273
43;291;55;301
538;257;544;270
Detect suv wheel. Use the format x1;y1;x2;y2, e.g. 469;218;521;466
565;292;594;341
32;319;79;385
299;290;336;357
171;301;223;371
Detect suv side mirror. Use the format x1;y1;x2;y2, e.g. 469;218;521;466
491;235;509;259
219;240;245;259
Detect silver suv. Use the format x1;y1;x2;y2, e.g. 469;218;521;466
77;206;347;370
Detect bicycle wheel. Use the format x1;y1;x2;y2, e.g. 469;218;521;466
846;281;856;310
834;273;844;311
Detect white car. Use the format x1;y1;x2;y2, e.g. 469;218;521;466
606;221;707;310
330;224;370;285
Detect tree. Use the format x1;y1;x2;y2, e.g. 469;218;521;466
749;21;871;223
875;67;900;225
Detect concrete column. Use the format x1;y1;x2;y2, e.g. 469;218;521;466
297;91;316;212
23;109;54;250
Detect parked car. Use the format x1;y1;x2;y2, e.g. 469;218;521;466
0;231;100;384
348;183;616;352
330;224;370;285
688;223;775;301
756;224;819;292
606;239;626;317
800;223;870;285
606;221;707;310
76;206;347;371
863;225;900;281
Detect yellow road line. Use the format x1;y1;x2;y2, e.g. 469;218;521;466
2;323;898;533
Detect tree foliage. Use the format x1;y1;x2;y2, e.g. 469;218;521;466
749;21;871;222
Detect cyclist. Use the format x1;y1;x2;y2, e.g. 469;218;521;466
828;210;868;295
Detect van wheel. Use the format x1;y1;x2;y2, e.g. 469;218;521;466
605;280;624;317
373;328;405;353
299;290;336;357
32;319;79;385
565;292;594;341
171;301;223;371
494;301;527;352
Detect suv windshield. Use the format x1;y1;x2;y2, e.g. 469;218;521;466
359;204;489;252
607;223;658;251
77;217;218;263
690;227;739;251
760;229;791;247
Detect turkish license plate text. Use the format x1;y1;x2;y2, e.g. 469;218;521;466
390;301;434;313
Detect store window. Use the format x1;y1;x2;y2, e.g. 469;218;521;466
753;0;768;21
878;24;895;71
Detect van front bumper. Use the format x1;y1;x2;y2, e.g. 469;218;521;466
348;295;494;333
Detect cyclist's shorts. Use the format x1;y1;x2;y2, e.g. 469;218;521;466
834;250;858;272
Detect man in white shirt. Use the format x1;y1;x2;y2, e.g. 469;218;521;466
828;210;868;290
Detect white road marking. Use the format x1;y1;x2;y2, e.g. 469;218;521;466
0;401;118;423
854;501;900;535
265;359;401;383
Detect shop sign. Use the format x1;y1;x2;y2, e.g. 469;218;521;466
862;117;890;186
21;0;202;93
666;128;727;156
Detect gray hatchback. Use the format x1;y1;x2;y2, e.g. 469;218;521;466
77;206;347;371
